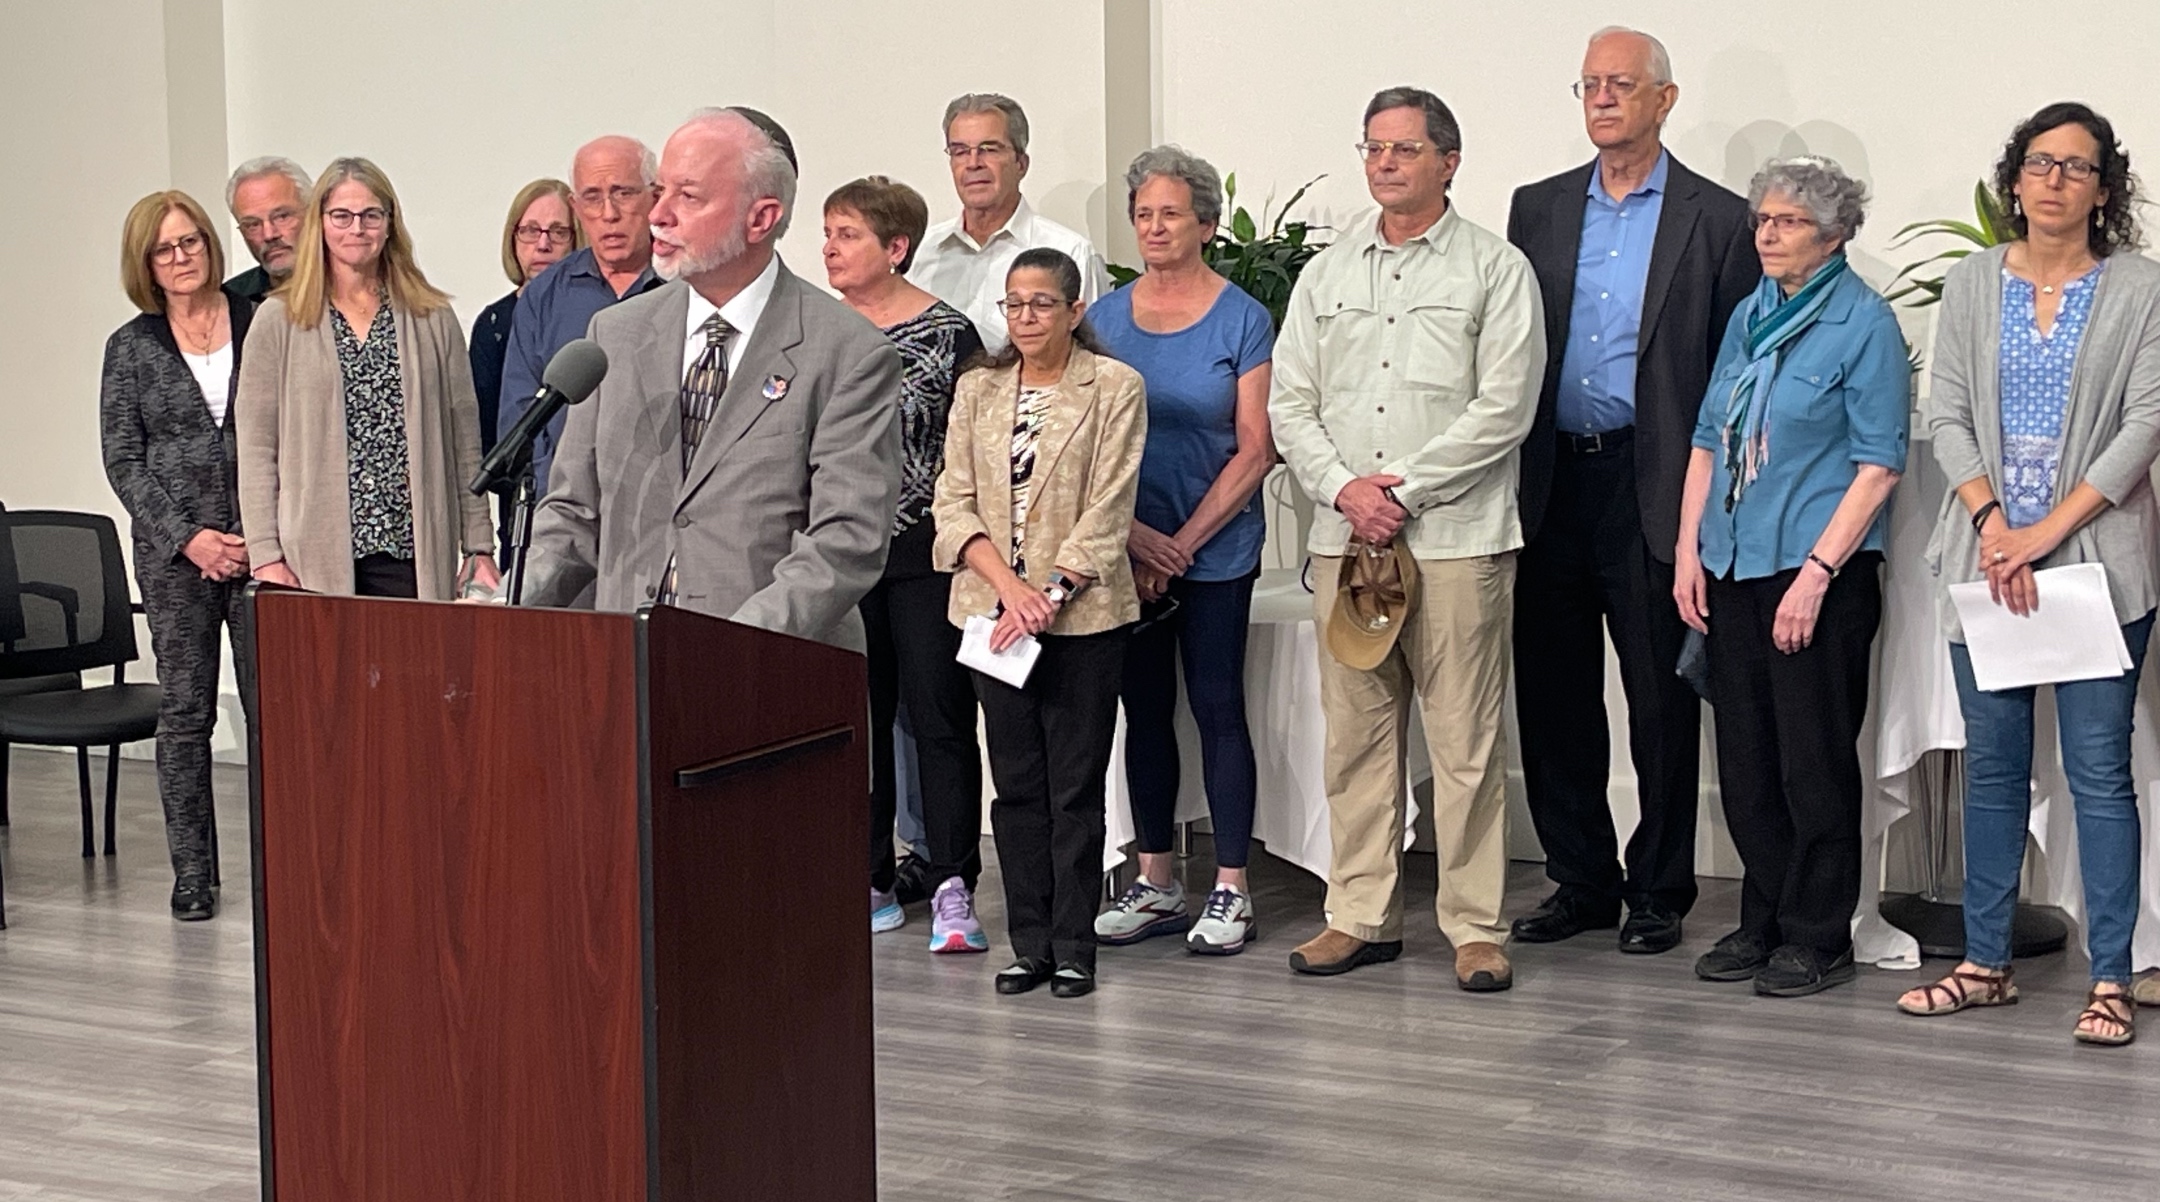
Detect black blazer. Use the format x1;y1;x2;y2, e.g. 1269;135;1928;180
99;294;254;563
468;289;520;461
1507;154;1759;560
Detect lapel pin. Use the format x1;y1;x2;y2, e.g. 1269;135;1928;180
762;374;790;401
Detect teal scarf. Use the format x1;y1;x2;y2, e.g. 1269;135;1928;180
1720;254;1847;512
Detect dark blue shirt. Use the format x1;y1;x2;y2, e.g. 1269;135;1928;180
498;247;663;491
1090;282;1274;581
1556;152;1668;434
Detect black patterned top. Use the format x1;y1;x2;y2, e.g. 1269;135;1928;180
881;301;982;533
331;297;415;559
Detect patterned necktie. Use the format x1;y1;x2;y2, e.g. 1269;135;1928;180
679;313;737;476
658;313;736;606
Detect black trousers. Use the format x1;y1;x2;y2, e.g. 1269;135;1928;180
1513;435;1703;913
973;625;1129;970
1705;554;1882;954
354;553;418;598
862;522;983;894
135;550;251;886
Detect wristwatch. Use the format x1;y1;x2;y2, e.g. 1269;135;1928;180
1045;571;1087;606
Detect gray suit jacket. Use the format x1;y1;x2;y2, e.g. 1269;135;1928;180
523;262;904;653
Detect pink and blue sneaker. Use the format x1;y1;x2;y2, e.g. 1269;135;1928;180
928;876;989;953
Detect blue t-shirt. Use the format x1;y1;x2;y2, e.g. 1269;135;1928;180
1090;283;1274;581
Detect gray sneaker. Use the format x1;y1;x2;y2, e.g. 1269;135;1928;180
1095;877;1190;945
1186;885;1256;955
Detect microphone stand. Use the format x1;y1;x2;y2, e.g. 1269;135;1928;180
501;444;539;605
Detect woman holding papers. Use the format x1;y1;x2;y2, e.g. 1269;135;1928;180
1674;156;1908;999
933;247;1146;998
1903;103;2160;1046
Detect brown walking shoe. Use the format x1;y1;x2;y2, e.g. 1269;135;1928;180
1288;928;1402;976
1454;941;1513;992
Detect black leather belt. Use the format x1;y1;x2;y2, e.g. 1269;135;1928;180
1559;426;1634;454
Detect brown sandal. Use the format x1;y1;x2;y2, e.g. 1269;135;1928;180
2076;987;2136;1046
1896;967;2017;1016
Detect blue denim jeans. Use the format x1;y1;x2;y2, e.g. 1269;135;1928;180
1949;611;2154;982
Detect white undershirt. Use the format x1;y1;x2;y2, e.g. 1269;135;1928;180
184;342;233;425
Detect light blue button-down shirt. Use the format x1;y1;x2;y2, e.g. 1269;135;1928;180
1556;152;1668;435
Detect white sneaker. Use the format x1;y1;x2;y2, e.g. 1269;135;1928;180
1187;885;1256;955
1094;877;1190;945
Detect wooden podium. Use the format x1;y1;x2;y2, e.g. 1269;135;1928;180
245;589;875;1201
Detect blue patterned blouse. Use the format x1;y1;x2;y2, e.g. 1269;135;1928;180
1998;265;2101;528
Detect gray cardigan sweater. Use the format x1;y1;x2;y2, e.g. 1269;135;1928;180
1923;245;2160;640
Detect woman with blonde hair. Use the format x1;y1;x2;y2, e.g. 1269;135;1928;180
236;156;497;599
100;189;253;919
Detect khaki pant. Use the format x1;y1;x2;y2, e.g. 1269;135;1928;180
1311;552;1515;948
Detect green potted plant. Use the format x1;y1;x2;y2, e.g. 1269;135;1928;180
1107;173;1330;331
1885;180;2017;308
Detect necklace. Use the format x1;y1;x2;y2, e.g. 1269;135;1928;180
171;304;220;354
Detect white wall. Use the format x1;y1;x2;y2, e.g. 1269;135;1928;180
221;0;1108;327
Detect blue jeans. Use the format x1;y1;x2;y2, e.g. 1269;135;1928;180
1119;573;1259;869
1949;611;2154;982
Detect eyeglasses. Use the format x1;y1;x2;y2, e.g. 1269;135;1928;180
1573;75;1648;99
1355;140;1430;162
946;141;1015;162
996;295;1068;319
237;207;300;238
151;232;207;265
514;223;575;246
2022;153;2100;183
1748;211;1820;236
325;207;388;231
576;184;654;214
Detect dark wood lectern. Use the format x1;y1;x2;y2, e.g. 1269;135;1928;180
246;590;874;1201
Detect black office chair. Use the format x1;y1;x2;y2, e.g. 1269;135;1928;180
0;509;162;876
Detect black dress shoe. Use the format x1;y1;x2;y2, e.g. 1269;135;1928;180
1694;930;1770;981
994;957;1054;995
1753;944;1856;997
170;880;217;922
1618;903;1683;955
892;853;932;906
1509;889;1619;944
1049;963;1096;998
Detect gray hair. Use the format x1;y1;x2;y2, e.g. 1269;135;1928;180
1749;155;1870;244
942;93;1031;158
1363;86;1462;157
1588;25;1674;85
685;107;799;240
224;155;312;214
1124;145;1224;228
571;135;658;188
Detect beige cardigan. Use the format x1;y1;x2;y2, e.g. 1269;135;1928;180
932;346;1147;635
235;297;494;600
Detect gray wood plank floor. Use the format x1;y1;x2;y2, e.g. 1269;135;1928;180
1;749;2155;1201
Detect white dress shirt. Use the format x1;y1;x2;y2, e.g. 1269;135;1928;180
910;197;1108;352
681;252;782;381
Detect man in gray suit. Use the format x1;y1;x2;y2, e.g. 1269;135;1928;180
523;107;903;652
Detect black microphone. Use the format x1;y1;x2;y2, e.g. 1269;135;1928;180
470;338;610;495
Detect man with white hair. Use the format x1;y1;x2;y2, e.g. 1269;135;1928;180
523;107;903;657
222;155;311;304
499;135;668;494
911;92;1108;351
1506;26;1760;957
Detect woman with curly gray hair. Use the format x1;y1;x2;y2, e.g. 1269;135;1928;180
1900;102;2159;1045
1673;155;1908;998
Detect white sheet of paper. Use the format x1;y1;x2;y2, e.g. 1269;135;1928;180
1948;562;2132;691
957;613;1041;688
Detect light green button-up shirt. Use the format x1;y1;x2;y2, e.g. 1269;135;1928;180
1269;205;1546;560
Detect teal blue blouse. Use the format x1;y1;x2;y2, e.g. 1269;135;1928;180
1691;267;1910;580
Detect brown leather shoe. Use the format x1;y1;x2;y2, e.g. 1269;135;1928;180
1454;941;1512;992
1289;928;1403;976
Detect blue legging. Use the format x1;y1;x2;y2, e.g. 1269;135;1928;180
1119;574;1258;868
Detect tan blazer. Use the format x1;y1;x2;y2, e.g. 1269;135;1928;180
235;298;494;600
933;346;1146;635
